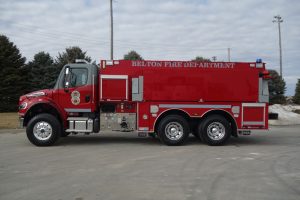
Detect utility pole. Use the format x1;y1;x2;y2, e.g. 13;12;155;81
273;15;283;77
212;56;217;62
110;0;114;60
227;48;231;62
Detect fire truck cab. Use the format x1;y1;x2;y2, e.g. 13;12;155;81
19;59;269;146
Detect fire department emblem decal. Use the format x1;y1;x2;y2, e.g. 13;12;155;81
71;91;80;105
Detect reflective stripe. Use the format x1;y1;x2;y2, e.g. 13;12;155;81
65;108;91;112
159;104;231;109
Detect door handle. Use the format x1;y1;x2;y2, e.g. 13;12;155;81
85;95;90;102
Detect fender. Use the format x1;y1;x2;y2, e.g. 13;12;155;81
23;99;67;128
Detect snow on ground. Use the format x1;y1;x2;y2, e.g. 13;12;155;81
269;104;300;125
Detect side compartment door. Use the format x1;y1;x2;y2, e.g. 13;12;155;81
131;76;148;132
132;76;143;102
100;75;128;101
241;103;266;128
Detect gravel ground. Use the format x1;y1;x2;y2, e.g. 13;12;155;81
0;126;299;200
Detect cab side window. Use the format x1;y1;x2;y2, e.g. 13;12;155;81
70;68;88;87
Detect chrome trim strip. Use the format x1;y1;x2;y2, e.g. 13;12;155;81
159;104;231;109
65;108;92;112
242;103;265;107
243;121;265;125
67;117;89;120
101;75;128;79
65;129;92;133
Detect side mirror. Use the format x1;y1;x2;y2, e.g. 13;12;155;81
64;66;71;92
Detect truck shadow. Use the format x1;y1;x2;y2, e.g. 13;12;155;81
57;134;273;147
58;135;162;146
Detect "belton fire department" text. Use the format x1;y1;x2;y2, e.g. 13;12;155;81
131;60;235;69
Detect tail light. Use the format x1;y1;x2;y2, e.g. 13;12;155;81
259;70;271;79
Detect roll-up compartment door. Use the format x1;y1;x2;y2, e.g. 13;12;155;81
100;75;128;100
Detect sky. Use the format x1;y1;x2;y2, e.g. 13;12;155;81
0;0;299;95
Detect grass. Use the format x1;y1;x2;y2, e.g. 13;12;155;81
0;113;19;129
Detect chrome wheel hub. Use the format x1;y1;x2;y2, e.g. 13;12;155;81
207;122;226;140
165;122;184;141
33;121;52;141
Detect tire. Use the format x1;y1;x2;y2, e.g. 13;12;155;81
26;113;61;146
198;115;231;146
157;115;190;146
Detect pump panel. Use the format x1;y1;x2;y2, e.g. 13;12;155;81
100;113;136;132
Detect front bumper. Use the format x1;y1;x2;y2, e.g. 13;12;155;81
19;117;24;129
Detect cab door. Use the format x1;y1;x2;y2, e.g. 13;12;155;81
58;65;94;113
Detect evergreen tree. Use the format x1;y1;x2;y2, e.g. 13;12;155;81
124;50;143;60
0;35;27;111
54;46;92;78
293;79;300;104
192;56;211;62
268;70;286;104
26;52;57;91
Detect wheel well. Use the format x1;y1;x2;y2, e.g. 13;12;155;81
154;109;191;133
201;110;238;137
24;103;62;127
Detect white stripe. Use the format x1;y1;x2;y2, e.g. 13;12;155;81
159;104;231;109
243;121;265;125
65;108;91;112
242;103;265;107
101;75;128;79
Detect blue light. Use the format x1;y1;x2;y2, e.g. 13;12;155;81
256;58;262;63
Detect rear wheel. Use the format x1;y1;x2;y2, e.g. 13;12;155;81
157;115;190;146
198;115;231;146
26;113;61;146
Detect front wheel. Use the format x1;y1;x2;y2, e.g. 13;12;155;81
26;114;61;146
198;115;231;146
157;115;190;146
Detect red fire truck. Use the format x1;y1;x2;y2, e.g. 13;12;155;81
18;59;270;146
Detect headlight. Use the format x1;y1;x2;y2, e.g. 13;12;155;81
19;102;27;110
